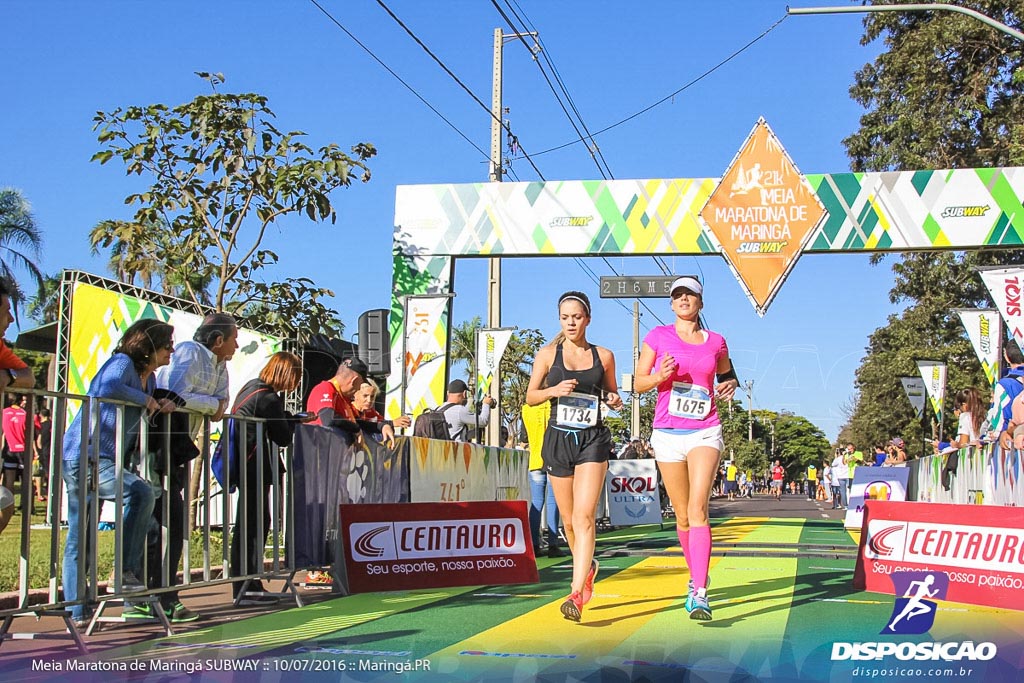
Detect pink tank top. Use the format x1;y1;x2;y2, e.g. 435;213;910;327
643;325;728;430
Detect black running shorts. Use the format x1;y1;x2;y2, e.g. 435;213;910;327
541;425;612;478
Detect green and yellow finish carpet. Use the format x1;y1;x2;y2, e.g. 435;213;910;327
59;518;1024;682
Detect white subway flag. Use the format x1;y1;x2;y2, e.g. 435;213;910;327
954;308;1002;387
916;361;947;424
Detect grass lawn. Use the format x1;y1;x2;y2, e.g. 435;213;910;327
1;494;229;594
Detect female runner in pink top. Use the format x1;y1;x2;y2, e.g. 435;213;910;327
633;277;739;621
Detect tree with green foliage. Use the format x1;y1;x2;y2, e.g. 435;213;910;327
90;72;375;339
0;188;45;316
840;2;1024;446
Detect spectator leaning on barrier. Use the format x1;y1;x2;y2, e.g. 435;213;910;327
61;319;176;628
303;356;369;587
229;351;311;605
443;379;495;442
885;438;907;466
307;356;370;436
150;312;238;624
988;339;1024;449
352;378;409;448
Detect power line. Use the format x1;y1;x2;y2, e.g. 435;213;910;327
493;1;669;326
372;0;547;181
307;0;491;162
525;14;790;158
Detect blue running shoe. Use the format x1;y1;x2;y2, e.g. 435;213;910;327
689;593;712;621
687;574;711;596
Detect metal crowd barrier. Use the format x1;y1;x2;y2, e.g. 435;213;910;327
0;387;300;654
907;441;1024;507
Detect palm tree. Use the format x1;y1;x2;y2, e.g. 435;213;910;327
0;188;45;315
27;272;61;325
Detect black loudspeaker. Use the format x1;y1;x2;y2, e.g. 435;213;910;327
358;309;390;376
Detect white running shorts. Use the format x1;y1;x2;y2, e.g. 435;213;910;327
651;425;723;463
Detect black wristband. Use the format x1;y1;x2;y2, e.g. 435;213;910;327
717;367;738;383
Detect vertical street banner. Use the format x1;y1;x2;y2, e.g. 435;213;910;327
403;295;451;415
916;361;947;426
955;308;1002;387
606;459;663;526
899;377;927;419
977;266;1024;341
475;328;514;403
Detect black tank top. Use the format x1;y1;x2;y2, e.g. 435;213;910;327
547;343;605;425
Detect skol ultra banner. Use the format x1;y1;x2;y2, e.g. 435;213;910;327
408;436;529;504
606;459;663;526
403;295;451;416
475;327;513;403
340;501;538;593
955;308;1002;387
916;361;947;424
978;267;1024;341
899;377;927;419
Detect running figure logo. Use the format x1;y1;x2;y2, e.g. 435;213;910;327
881;571;948;635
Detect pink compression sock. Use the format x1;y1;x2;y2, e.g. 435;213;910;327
676;527;690;571
689;525;712;591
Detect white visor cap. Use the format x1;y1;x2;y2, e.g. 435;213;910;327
670;276;702;296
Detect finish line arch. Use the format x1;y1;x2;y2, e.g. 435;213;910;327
385;118;1024;426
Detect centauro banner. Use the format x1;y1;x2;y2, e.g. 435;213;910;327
475;327;513;403
916;361;947;425
955;308;1002;387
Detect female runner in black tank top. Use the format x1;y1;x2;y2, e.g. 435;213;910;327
526;290;623;623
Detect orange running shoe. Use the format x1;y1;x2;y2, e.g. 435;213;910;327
560;591;583;622
580;559;600;604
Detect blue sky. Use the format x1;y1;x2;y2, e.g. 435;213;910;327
1;1;903;440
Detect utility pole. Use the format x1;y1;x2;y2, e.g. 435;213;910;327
486;28;503;447
744;380;754;442
486;27;537;447
631;300;641;439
